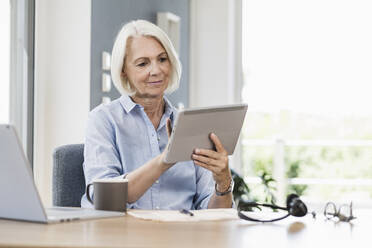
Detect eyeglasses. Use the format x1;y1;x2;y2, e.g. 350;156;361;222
323;201;356;222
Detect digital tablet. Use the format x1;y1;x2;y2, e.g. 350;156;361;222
164;103;248;163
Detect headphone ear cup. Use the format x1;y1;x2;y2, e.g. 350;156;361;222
286;194;299;208
286;194;308;217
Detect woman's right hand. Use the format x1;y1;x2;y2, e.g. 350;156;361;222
158;118;175;169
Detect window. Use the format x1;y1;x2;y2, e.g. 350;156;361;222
4;0;35;165
0;0;10;123
242;0;372;207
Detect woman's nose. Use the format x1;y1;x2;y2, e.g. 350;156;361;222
149;62;161;76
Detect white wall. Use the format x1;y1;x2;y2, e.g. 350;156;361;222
189;0;242;107
34;0;91;206
190;0;243;171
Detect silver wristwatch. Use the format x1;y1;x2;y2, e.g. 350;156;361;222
215;178;234;196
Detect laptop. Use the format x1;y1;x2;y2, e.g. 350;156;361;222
164;103;248;163
0;124;125;223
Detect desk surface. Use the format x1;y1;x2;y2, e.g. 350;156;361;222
0;209;370;248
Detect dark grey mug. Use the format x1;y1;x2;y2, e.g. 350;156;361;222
86;178;128;212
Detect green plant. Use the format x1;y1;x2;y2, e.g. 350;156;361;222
231;169;258;211
231;169;277;211
258;171;277;205
286;160;308;196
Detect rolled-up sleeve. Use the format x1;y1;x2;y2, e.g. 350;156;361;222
81;108;126;208
83;109;123;183
192;165;214;209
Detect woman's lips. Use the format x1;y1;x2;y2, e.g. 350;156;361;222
148;80;163;85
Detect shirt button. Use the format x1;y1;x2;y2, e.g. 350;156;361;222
156;180;159;184
155;206;160;210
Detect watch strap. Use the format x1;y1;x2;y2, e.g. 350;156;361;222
215;178;234;196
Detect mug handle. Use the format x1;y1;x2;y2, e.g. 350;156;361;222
86;183;94;204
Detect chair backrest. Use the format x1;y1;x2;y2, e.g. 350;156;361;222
52;144;85;207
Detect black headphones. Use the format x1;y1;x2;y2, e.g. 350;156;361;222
238;194;308;222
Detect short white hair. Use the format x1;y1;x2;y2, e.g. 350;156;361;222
111;20;182;96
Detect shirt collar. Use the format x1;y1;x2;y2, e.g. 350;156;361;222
119;95;138;113
119;94;176;120
163;96;175;122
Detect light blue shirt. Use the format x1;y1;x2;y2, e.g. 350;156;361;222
81;95;215;210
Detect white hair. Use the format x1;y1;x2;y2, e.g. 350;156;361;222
111;20;182;96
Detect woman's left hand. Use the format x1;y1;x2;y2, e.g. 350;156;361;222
192;133;232;192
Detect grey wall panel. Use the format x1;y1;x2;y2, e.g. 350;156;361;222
90;0;189;110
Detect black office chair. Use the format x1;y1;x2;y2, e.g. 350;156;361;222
52;144;86;207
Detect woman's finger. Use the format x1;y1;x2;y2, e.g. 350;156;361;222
192;154;223;168
194;148;222;160
209;133;227;154
193;160;218;174
166;118;172;138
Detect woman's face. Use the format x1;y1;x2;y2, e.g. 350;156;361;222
123;36;171;99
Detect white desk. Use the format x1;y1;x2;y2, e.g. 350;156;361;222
0;209;370;248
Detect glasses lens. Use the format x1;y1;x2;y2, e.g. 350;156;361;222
324;202;337;219
338;204;351;218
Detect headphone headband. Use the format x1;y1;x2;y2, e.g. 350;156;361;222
238;194;308;222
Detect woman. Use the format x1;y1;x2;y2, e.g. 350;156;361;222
81;20;233;210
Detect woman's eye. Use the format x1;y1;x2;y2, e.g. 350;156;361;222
136;62;147;67
159;57;168;63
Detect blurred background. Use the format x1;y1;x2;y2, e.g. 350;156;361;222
1;0;372;210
